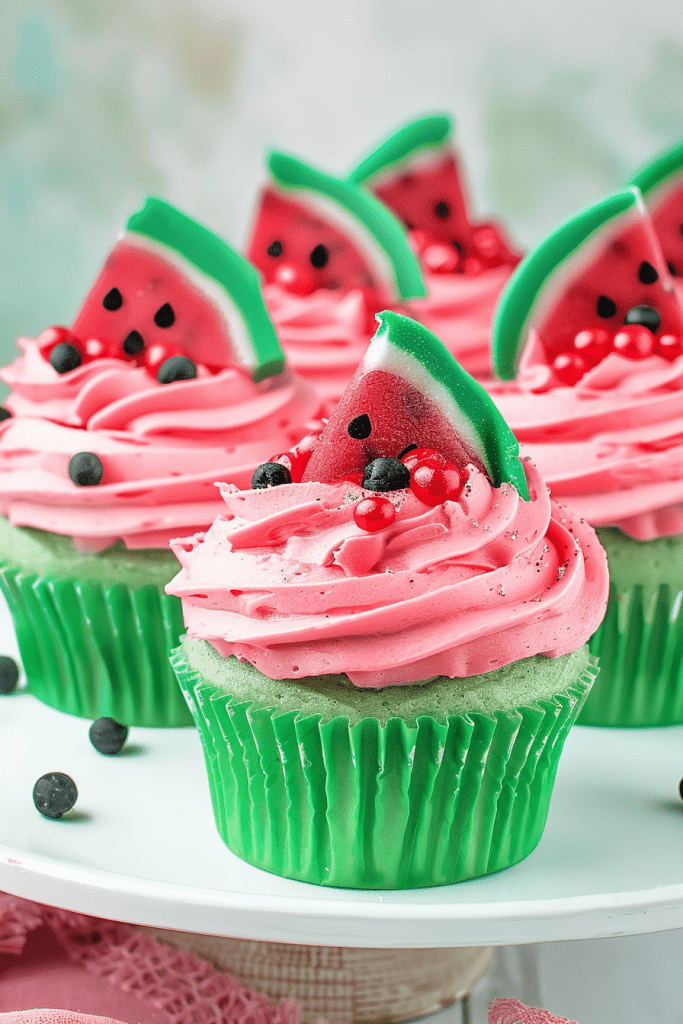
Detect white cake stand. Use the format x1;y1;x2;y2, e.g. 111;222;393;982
0;595;681;950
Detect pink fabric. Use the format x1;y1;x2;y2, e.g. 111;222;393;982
0;893;302;1024
490;997;579;1024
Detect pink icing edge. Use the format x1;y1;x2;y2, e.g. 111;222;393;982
167;460;608;687
0;339;321;550
489;349;683;540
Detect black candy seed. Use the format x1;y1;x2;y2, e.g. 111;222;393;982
69;452;104;487
123;329;144;355
310;244;329;269
398;443;418;459
624;305;661;334
679;776;683;802
251;462;292;489
638;260;658;284
157;356;197;384
596;295;617;319
669;262;677;276
347;414;372;439
154;303;175;328
267;240;283;257
50;343;82;374
0;655;19;695
89;717;128;755
434;200;450;219
362;457;411;492
102;287;123;311
0;407;11;422
33;772;78;819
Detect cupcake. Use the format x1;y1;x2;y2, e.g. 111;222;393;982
168;311;608;889
0;197;320;727
490;186;683;726
349;114;522;378
246;151;426;407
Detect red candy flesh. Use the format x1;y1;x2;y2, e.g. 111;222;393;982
373;155;519;273
302;369;484;484
71;240;235;370
247;186;389;303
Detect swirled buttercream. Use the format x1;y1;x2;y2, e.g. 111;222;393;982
0;337;321;551
168;459;608;687
490;348;683;540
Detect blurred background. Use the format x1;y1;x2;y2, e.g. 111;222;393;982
2;0;683;361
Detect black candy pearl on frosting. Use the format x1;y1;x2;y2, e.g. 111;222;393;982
69;452;104;487
0;408;11;423
90;717;129;755
362;458;411;492
33;772;78;819
0;655;19;695
157;356;196;384
252;462;292;489
50;343;82;374
123;330;144;355
624;305;661;334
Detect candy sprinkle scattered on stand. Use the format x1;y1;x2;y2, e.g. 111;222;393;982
89;717;129;756
0;655;19;694
33;773;78;819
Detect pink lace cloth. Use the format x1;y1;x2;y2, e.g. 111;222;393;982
490;998;579;1023
0;892;302;1024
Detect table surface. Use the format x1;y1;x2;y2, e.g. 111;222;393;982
0;600;682;948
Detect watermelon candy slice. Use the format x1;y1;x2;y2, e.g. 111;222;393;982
628;139;683;279
349;114;520;275
492;186;683;385
296;310;528;504
246;151;425;312
65;197;284;383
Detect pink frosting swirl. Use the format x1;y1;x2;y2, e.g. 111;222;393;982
489;343;683;540
168;459;608;687
264;270;511;407
0;337;321;550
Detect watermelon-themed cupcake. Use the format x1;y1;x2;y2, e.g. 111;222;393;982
490;186;683;727
349;114;522;378
168;311;608;889
246;151;426;406
0;197;320;727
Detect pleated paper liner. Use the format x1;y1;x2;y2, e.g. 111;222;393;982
0;564;193;727
171;647;597;889
581;578;683;727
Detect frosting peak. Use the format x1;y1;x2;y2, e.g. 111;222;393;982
168;459;608;687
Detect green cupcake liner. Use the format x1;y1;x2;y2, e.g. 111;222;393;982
171;647;597;889
582;578;683;727
0;564;193;727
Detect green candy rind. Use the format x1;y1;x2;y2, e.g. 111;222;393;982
491;188;641;380
267;151;426;300
628;139;683;200
372;311;529;499
126;197;285;382
349;113;452;186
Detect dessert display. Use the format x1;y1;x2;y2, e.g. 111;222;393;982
490;185;683;726
247;151;426;406
167;310;608;889
350;114;522;377
0;197;320;727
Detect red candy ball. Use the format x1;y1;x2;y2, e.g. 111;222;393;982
573;328;611;365
410;460;461;506
400;447;445;472
656;334;682;361
612;325;655;359
353;496;396;533
422;244;460;274
37;325;77;350
552;352;587;386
